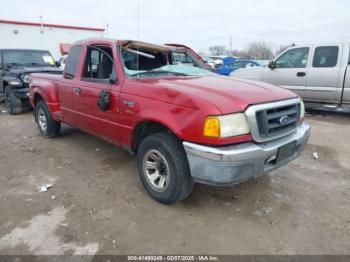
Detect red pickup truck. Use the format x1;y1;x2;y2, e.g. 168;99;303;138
29;38;310;204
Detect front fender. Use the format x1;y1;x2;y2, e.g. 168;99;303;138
2;76;24;89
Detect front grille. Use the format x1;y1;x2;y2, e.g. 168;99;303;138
255;103;300;138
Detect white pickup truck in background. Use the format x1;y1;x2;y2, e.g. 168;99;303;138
230;43;350;110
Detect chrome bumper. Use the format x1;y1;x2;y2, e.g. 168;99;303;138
183;123;311;186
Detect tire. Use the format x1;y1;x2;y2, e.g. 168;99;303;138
35;100;61;138
137;133;194;204
4;86;22;115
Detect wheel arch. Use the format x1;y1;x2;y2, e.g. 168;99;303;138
132;120;177;153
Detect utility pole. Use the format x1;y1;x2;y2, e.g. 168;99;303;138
106;23;109;38
39;15;44;34
137;0;140;41
136;0;140;72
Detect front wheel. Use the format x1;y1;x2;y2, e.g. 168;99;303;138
35;100;61;138
137;133;194;204
4;86;22;115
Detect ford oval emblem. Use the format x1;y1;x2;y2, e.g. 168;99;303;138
279;115;290;126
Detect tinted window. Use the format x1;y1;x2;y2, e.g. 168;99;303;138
229;61;243;69
82;46;114;80
171;52;201;67
275;47;309;68
64;45;82;79
2;50;55;67
312;46;339;68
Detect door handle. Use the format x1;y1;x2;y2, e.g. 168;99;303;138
73;87;81;94
296;72;306;77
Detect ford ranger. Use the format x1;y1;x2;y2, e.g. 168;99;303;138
29;38;310;204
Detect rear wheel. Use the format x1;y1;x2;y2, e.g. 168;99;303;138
137;133;194;204
4;86;22;115
35;100;61;137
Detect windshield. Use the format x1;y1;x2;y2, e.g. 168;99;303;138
121;44;214;78
2;50;56;67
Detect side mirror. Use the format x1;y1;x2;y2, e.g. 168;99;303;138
98;89;111;111
55;61;61;68
109;73;118;84
268;61;276;69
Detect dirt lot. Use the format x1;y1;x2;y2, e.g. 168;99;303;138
0;103;349;255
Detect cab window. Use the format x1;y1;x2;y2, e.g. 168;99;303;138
275;47;309;68
229;61;243;69
172;52;200;67
64;45;82;79
82;46;114;82
312;46;339;68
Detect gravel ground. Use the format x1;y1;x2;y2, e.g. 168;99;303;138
0;103;349;255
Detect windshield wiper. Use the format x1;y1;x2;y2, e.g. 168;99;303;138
132;70;188;77
4;62;25;68
25;62;51;67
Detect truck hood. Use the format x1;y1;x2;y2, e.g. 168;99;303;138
142;76;297;114
230;66;265;79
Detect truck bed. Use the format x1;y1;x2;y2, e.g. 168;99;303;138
30;73;63;81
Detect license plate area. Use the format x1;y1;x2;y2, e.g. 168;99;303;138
276;141;296;162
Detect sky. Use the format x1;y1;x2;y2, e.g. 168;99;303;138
1;0;350;53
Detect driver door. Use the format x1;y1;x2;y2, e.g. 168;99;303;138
262;47;310;97
73;45;121;144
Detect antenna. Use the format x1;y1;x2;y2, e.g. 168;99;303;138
137;0;140;41
136;0;140;73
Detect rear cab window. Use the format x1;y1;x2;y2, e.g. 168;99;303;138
312;46;339;67
64;45;82;79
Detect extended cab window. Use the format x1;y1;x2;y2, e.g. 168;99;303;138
82;46;114;81
64;45;82;79
312;46;339;67
275;47;309;68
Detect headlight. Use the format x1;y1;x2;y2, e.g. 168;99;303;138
300;99;305;120
203;113;250;138
21;74;30;83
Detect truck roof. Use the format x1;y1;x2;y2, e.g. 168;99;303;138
72;38;172;52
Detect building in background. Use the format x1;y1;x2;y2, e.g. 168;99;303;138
0;19;105;59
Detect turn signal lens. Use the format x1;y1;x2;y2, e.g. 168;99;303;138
300;100;305;121
203;117;220;138
203;113;250;138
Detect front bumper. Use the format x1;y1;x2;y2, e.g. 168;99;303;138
183;123;310;186
13;88;30;99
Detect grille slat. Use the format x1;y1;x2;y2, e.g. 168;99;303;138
267;108;298;120
255;104;300;139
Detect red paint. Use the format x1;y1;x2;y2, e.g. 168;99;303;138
0;19;105;32
59;43;71;55
29;39;297;149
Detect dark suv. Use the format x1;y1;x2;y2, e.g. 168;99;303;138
0;49;62;114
